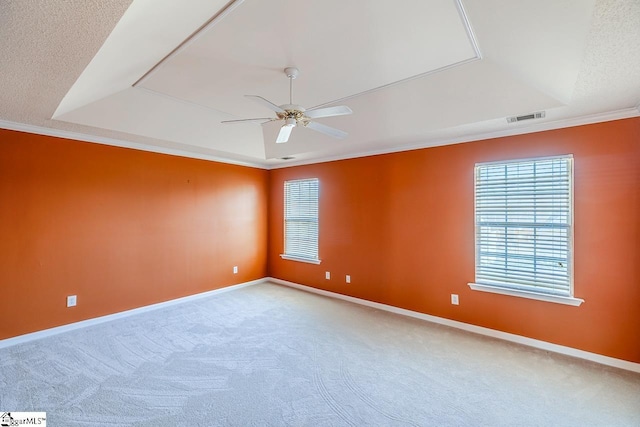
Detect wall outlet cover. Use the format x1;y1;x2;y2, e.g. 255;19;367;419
451;294;459;305
67;295;77;307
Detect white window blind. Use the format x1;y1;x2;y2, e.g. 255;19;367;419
284;178;319;261
474;156;573;297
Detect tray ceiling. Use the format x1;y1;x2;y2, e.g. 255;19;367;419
1;0;639;168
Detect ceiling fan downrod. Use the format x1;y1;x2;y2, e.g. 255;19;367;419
284;67;299;105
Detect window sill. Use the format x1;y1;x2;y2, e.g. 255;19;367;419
468;283;584;306
280;254;321;265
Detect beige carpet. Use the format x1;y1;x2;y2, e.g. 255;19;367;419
0;282;638;426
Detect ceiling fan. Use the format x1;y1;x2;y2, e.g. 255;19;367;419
221;67;353;143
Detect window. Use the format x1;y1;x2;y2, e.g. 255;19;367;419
469;156;583;306
281;178;320;264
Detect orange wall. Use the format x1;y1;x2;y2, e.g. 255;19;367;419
3;118;639;363
268;117;640;363
0;129;268;340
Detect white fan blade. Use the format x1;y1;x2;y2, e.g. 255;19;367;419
245;95;285;113
305;121;348;139
221;117;274;124
276;125;293;143
305;105;353;119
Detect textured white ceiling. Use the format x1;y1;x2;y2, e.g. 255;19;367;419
0;0;132;124
1;0;639;168
570;0;640;114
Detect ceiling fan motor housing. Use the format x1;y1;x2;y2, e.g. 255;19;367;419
284;67;299;79
277;105;306;124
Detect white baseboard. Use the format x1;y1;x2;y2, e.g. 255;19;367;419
0;278;267;349
4;276;638;374
268;277;640;374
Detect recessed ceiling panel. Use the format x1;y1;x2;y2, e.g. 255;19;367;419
139;0;478;119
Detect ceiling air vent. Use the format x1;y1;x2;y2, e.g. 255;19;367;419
506;111;545;124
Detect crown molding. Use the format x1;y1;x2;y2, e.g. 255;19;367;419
0;119;269;169
133;0;246;88
269;107;640;169
3;105;638;172
456;0;482;59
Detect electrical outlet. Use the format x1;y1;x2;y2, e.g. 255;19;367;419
346;275;351;283
325;271;331;280
451;294;459;305
233;266;238;274
67;295;77;307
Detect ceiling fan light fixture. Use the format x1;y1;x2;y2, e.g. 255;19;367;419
223;67;352;143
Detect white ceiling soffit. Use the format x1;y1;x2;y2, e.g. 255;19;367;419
54;0;480;161
56;87;265;159
53;0;231;119
49;0;640;166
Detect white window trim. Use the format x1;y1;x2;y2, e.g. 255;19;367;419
283;178;320;263
279;254;321;264
468;282;584;306
471;155;581;304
